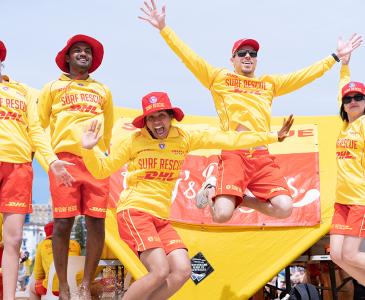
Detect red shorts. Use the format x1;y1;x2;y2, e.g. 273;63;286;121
0;162;32;214
117;208;187;256
330;203;365;237
49;152;109;218
215;149;290;205
35;279;59;296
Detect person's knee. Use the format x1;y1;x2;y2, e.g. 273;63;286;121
330;250;342;264
53;218;74;237
212;196;236;223
342;251;358;266
271;195;293;219
4;229;23;249
151;263;170;283
176;262;192;284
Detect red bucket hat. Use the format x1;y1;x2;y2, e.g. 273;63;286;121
55;34;104;73
232;38;260;55
342;81;365;98
0;41;7;62
132;92;184;128
44;222;54;239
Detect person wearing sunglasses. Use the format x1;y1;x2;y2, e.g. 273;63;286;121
139;0;363;223
329;54;365;287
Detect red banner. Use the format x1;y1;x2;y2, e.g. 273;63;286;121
109;151;320;227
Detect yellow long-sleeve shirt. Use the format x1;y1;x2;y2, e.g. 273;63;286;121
82;126;278;219
38;74;114;156
0;76;57;165
335;65;365;205
160;26;336;132
33;238;80;291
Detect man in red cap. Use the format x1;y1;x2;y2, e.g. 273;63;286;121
0;41;74;300
139;0;363;223
29;221;81;299
79;91;293;300
37;34;114;299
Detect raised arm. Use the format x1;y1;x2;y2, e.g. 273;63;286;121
102;87;114;150
81;120;132;179
338;39;352;107
272;34;362;97
188;115;294;151
139;0;221;89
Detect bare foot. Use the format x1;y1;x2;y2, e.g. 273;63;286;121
78;284;92;300
59;287;71;300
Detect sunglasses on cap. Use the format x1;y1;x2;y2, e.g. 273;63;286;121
342;94;365;104
234;49;258;58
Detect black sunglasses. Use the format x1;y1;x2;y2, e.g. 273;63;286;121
342;94;365;104
234;49;258;58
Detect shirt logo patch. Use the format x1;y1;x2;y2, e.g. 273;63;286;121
2;86;8;91
159;143;166;149
77;83;84;86
349;82;355;88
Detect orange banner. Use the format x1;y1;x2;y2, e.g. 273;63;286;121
108;121;320;227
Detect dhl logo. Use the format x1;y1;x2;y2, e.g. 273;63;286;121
69;104;98;114
143;171;175;181
5;202;26;207
0;111;23;123
336;150;355;159
89;207;106;213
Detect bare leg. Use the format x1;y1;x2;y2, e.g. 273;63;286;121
52;217;75;300
149;249;191;300
242;194;293;219
330;234;365;286
122;248;170;300
2;213;25;300
210;194;237;223
78;216;105;299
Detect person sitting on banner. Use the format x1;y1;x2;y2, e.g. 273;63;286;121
0;40;75;300
329;52;365;287
139;0;363;223
80;91;294;300
29;221;81;299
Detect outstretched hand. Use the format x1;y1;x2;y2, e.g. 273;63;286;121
50;160;75;187
277;115;294;142
138;0;166;30
336;33;362;61
82;120;102;150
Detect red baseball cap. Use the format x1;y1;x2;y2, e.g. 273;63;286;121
0;41;7;62
132;92;184;128
342;81;365;98
44;221;54;239
55;34;104;73
232;38;260;55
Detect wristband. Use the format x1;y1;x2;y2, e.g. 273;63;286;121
332;53;340;62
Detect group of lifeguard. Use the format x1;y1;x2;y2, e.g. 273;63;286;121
0;0;364;299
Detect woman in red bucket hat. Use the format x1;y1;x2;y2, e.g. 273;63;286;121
79;91;294;300
37;34;113;299
330;53;365;287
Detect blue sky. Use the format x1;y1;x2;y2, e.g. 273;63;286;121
3;0;363;204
